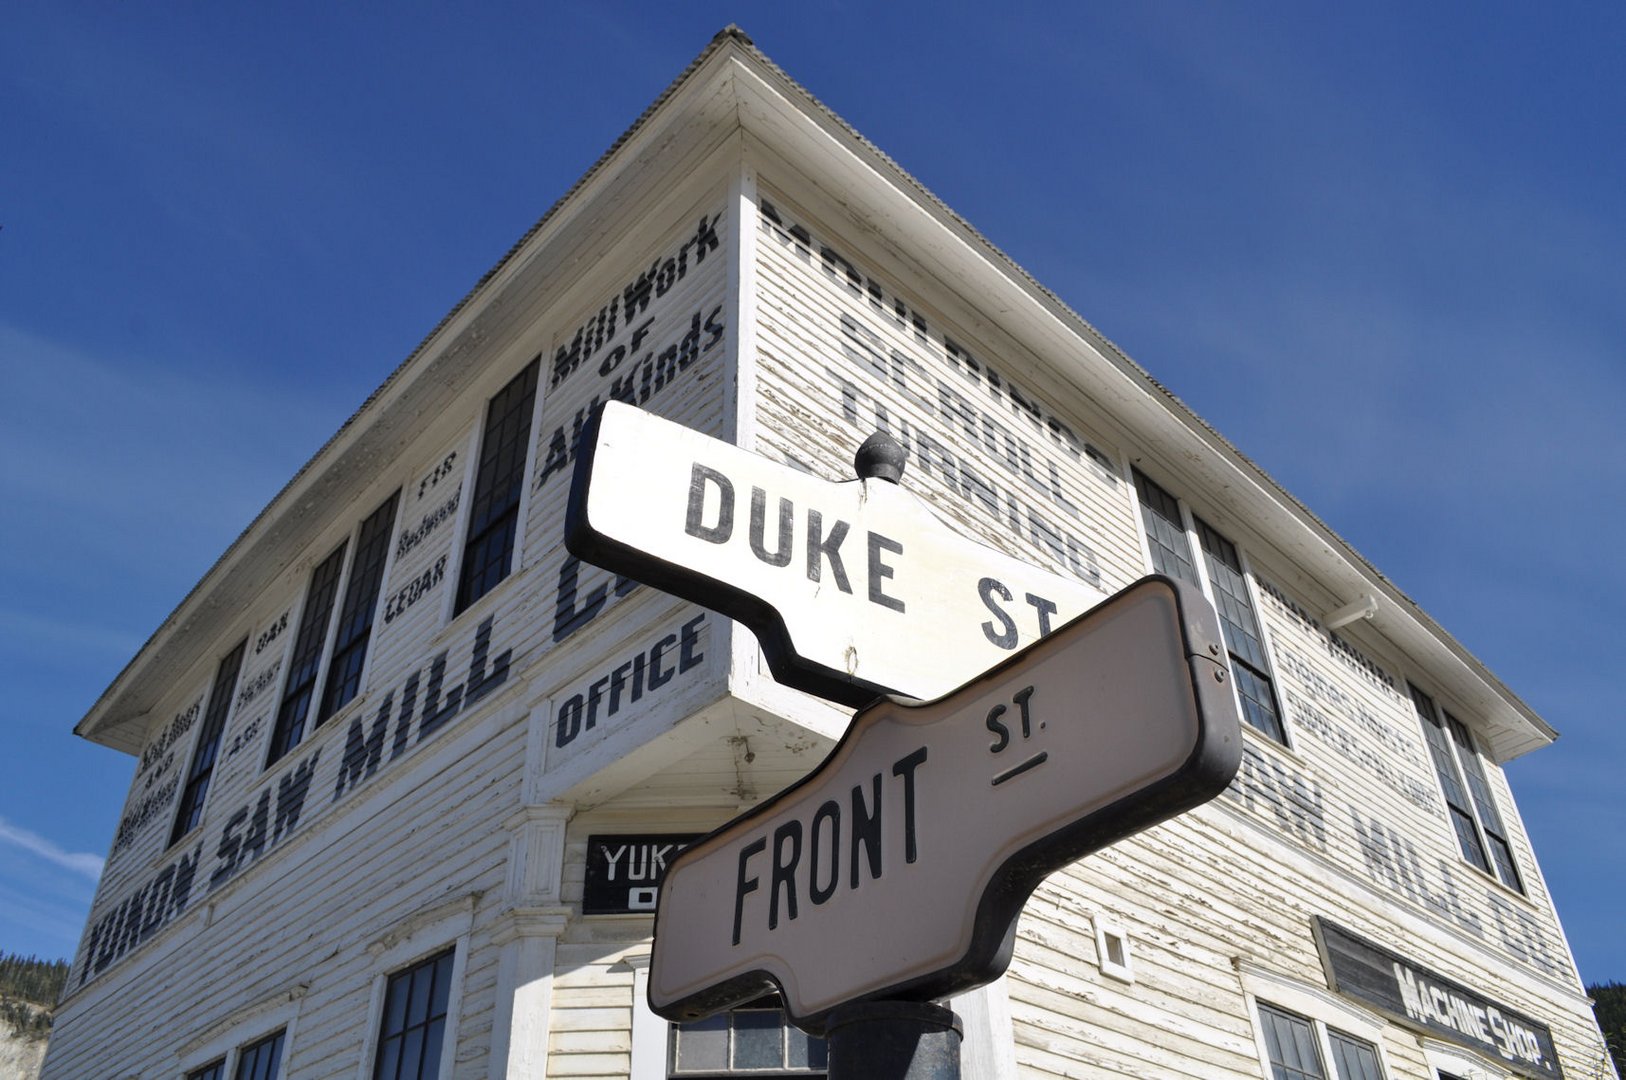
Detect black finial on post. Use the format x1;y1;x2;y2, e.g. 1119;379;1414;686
855;431;906;484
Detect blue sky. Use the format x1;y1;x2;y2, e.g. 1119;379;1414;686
3;4;1622;988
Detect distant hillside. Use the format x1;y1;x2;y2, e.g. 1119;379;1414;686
0;953;68;1080
1593;982;1626;1078
1;953;68;1030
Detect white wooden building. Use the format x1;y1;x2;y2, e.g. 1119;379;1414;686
45;28;1615;1080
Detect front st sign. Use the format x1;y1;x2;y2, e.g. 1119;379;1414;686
564;400;1109;707
647;575;1242;1033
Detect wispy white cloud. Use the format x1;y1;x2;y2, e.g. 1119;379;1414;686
0;817;104;881
0;608;146;659
0;321;344;573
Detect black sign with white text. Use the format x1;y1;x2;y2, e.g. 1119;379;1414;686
1314;918;1563;1079
583;834;702;914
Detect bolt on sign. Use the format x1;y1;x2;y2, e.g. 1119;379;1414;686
564;401;1110;708
645;575;1242;1033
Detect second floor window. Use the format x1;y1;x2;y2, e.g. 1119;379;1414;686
1132;468;1285;742
1410;684;1523;892
267;490;402;765
454;360;539;615
170;639;247;844
318;491;400;725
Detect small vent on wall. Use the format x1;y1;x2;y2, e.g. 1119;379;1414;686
1093;916;1135;983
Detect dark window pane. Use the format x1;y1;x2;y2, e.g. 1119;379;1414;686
455;361;539;614
407;960;436;1027
1446;713;1523;892
187;1061;225;1080
1486;834;1522;892
1232;658;1285;742
1133;470;1197;584
1197;518;1270;672
172;639;247;843
1259;1004;1326;1080
1328;1029;1384;1080
396;1030;423;1080
731;1008;782;1069
673;1014;729;1071
268;544;347;763
1412;686;1491;872
421;1019;446;1080
668;995;827;1077
234;1029;285;1080
319;490;400;724
375;1038;401;1080
1187;518;1285;743
375;948;455;1080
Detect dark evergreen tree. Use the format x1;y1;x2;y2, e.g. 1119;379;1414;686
1591;982;1626;1077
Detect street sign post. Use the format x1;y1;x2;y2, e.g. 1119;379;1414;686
645;574;1241;1034
564;400;1110;707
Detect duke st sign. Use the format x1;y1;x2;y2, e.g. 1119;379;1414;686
564;401;1109;707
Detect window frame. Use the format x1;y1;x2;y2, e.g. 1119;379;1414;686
453;358;541;617
170;638;248;846
353;907;471;1080
1408;682;1525;893
667;995;828;1078
372;947;457;1080
174;987;303;1079
1422;1035;1512;1080
318;489;402;726
265;489;403;767
626;956;1018;1080
1242;966;1395;1080
233;1028;287;1080
1129;467;1288;744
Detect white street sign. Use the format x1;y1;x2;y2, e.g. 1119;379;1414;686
646;575;1241;1032
565;401;1110;706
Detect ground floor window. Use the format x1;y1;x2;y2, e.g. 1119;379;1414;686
668;996;827;1077
232;1028;286;1080
1258;1003;1385;1080
374;947;456;1080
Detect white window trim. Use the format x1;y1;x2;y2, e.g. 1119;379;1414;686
175;984;306;1079
1240;964;1396;1080
352;901;475;1080
627;953;666;1080
1420;1034;1512;1080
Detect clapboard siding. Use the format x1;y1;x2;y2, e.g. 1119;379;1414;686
549;940;638;1078
750;185;1142;600
46;701;522;1077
